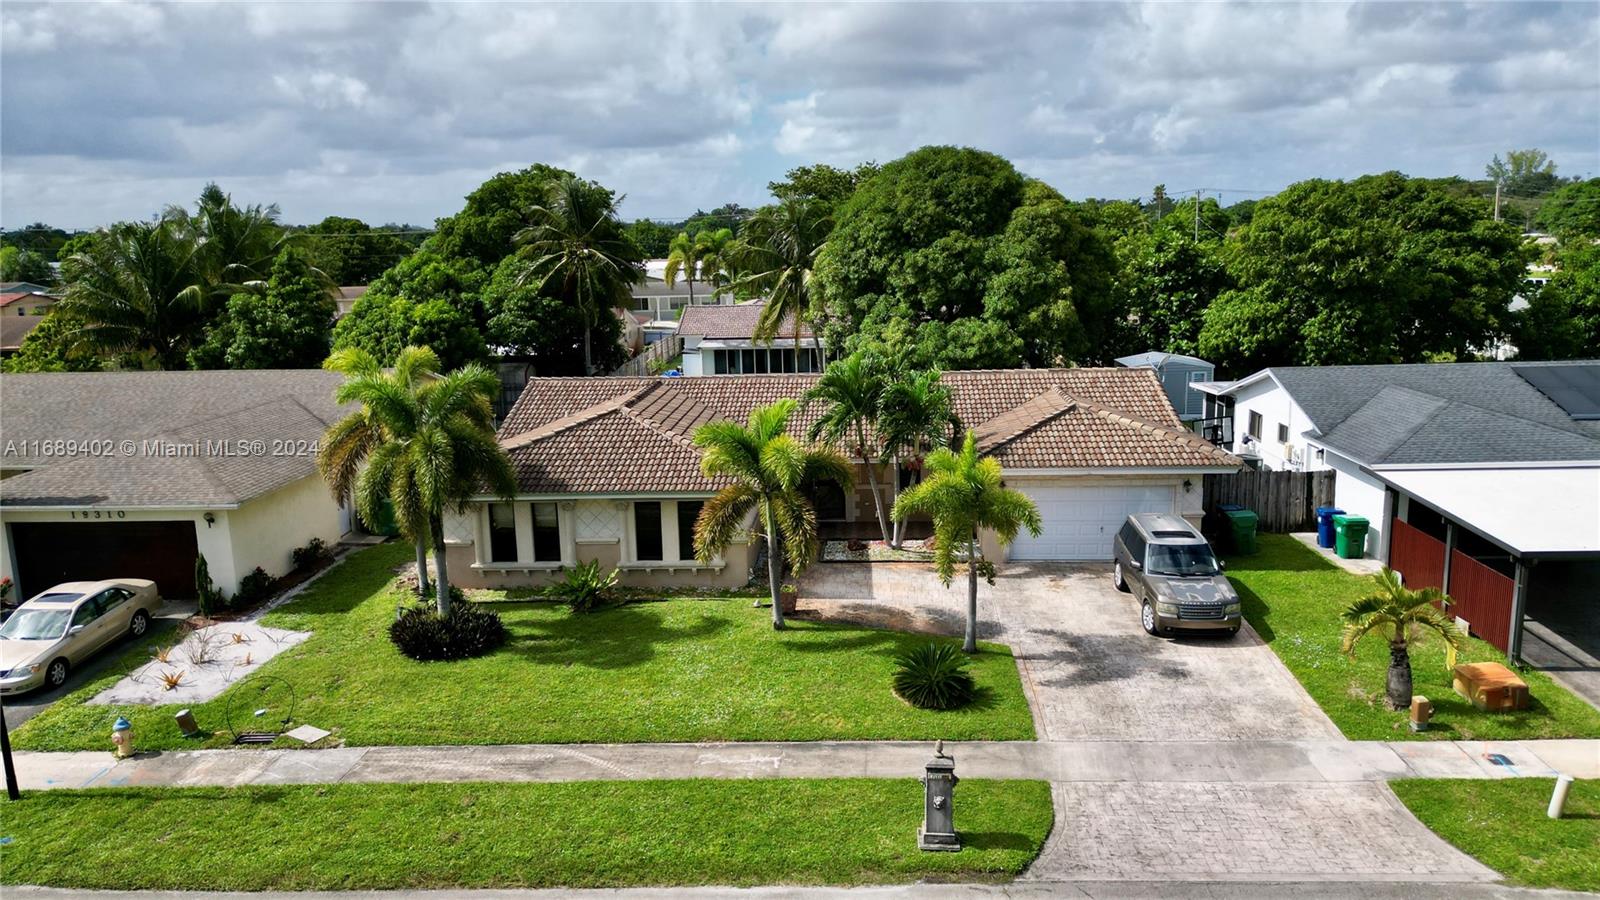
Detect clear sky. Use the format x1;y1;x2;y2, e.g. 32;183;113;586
3;1;1597;229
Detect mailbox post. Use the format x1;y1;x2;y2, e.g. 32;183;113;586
919;740;960;851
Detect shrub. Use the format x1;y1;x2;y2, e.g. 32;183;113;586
388;603;508;662
558;560;620;613
194;555;227;617
232;567;276;609
892;643;977;710
292;538;334;572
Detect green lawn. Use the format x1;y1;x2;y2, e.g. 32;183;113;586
1226;534;1600;741
1392;778;1600;892
15;542;1035;751
0;778;1053;890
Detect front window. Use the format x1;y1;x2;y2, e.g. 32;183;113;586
532;502;561;562
634;501;663;561
488;503;518;562
0;608;71;640
1146;544;1221;577
1277;423;1289;443
1247;411;1263;440
676;501;704;563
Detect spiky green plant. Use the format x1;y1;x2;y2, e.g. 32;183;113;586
892;643;976;710
1340;567;1467;710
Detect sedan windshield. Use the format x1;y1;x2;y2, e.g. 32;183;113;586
1147;544;1220;577
0;608;71;640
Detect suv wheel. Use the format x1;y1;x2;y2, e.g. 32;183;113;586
45;658;69;689
129;610;150;637
1113;562;1128;592
1140;598;1160;635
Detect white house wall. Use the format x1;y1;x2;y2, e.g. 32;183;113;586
1229;378;1323;472
0;508;232;592
225;474;347;586
1326;450;1391;558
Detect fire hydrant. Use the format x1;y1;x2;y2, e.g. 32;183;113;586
918;740;960;851
111;716;134;758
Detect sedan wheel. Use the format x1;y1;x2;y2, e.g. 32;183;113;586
1113;562;1128;592
1140;599;1160;636
129;610;150;637
46;658;69;689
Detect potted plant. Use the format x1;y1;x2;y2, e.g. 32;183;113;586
779;581;799;616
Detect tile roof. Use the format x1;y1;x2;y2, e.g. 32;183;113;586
676;302;812;340
497;368;1240;495
0;370;351;508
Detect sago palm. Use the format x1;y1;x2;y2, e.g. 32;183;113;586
892;432;1042;652
692;400;853;630
664;227;733;305
1341;567;1465;711
879;368;959;548
514;176;643;373
730;198;832;367
803;352;891;543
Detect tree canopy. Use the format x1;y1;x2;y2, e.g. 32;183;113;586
1515;242;1600;361
0;244;55;284
1536;179;1600;242
814;145;1117;370
300;216;415;285
190;249;338;369
1198;172;1530;373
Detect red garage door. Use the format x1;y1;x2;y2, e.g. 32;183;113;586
10;521;199;600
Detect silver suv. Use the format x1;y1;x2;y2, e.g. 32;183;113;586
1112;513;1241;637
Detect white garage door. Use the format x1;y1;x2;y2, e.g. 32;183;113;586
1010;483;1177;561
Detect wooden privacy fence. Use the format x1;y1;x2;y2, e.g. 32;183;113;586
611;335;683;377
1202;469;1335;532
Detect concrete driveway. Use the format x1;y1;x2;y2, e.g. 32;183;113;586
800;561;1339;742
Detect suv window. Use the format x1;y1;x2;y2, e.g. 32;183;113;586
1145;543;1220;577
1123;522;1146;561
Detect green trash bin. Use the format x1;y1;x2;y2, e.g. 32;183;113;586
1222;507;1259;555
1332;514;1369;559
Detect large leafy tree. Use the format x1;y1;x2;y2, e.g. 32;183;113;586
1340;568;1465;711
191;249;338;369
514;175;643;373
804;352;891;543
481;257;607;375
663;227;733;304
624;219;677;257
1114;228;1232;357
1516;242;1600;360
1536;179;1600;242
767;162;879;207
691;400;853;630
891;432;1041;652
1486;148;1562;197
55;220;205;369
815;146;1117;370
1199;173;1530;372
300;216;414;285
0;310;101;373
0;245;54;284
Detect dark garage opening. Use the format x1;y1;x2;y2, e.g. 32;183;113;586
10;521;200;600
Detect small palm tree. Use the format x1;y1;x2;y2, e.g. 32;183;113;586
730;198;832;368
892;432;1042;652
692;400;853;630
879;368;958;548
803;352;891;543
1341;568;1466;711
514;176;643;373
664;228;733;305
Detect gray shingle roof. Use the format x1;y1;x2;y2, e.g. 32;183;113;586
1265;361;1600;465
0;370;350;508
676;302;812;340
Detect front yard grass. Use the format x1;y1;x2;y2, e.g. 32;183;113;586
1226;534;1600;741
14;542;1034;751
0;778;1053;890
1392;778;1600;892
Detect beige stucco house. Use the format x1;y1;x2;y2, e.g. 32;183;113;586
449;368;1241;590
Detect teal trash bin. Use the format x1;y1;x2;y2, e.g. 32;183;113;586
1223;507;1258;555
1332;514;1369;559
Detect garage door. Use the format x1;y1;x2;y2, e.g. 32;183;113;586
10;521;199;599
1009;483;1177;560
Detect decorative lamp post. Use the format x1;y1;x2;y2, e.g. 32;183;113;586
918;740;960;851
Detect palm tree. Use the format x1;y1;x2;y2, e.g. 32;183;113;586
692;400;853;630
803;352;891;543
730;198;832;370
168;183;294;299
663;227;733;306
514;176;643;373
892;432;1042;652
319;346;442;601
1340;568;1466;711
879;368;958;548
56;220;206;369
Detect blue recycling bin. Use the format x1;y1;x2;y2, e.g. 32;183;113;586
1316;506;1345;548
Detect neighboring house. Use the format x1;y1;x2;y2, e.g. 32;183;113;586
1114;352;1215;423
444;368;1240;590
1;290;58;317
334;285;367;319
0;370;355;599
628;259;736;323
0;315;42;357
1195;361;1600;661
676;302;822;375
0;282;52;296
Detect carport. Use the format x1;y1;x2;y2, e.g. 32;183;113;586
1379;466;1600;690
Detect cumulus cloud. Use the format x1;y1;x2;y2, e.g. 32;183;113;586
1;1;1595;228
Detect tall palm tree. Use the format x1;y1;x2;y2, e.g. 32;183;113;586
803;352;891;543
514;176;643;373
56;220;206;369
318;346;442;601
730;198;832;370
879;368;959;548
892;432;1042;652
692;400;853;630
663;227;733;306
1341;568;1465;710
168;183;294;299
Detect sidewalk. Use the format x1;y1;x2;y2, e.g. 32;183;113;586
15;737;1598;791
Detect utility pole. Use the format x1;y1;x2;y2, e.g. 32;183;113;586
1194;190;1202;241
1494;180;1502;222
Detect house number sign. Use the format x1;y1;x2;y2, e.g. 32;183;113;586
67;510;128;520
